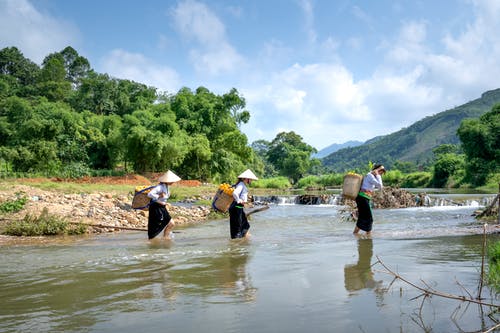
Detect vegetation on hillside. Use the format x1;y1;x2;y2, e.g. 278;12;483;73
322;89;500;173
458;104;500;187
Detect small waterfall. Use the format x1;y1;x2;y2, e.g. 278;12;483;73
423;195;495;207
253;194;344;205
252;193;495;207
253;195;298;205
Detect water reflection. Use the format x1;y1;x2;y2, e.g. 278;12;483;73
344;238;378;293
2;202;498;333
168;243;257;303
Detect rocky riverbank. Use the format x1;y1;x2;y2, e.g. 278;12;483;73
0;184;212;235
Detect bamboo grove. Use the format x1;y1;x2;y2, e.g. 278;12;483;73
0;46;264;182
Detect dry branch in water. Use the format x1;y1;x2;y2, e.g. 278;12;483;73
374;255;500;309
374;255;500;332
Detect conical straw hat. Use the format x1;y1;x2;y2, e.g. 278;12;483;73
238;169;258;180
158;170;181;183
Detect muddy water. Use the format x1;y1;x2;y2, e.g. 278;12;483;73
1;198;499;333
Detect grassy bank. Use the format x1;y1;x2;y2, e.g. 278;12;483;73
0;178;218;202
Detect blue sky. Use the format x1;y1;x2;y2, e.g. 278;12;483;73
1;0;500;150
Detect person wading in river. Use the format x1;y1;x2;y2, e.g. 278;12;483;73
147;170;181;240
353;164;386;236
229;169;258;239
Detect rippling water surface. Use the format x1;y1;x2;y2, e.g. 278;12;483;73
1;196;499;333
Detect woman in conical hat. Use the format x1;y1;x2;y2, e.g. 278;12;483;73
353;164;386;236
147;170;181;240
228;169;258;239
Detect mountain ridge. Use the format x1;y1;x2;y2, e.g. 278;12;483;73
321;88;500;172
314;140;363;158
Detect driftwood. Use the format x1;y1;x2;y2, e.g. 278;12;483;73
376;254;500;332
71;205;271;232
1;204;271;233
375;255;499;308
477;194;499;219
68;222;148;231
245;205;270;216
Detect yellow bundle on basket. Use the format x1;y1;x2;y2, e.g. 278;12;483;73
342;172;363;200
212;183;234;212
131;185;155;210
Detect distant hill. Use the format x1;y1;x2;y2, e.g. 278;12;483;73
314;140;363;158
321;88;500;172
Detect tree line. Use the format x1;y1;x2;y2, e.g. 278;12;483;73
0;46;498;188
0;46;318;183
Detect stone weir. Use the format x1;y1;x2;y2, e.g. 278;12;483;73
253;194;342;206
252;187;496;208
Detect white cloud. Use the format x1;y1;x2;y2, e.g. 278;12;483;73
242;62;371;149
0;0;79;64
350;2;500;141
101;49;181;94
243;0;500;149
299;0;317;44
440;0;500;88
189;43;243;75
171;0;244;75
386;21;428;64
351;5;373;29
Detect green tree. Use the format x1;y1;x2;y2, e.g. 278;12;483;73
37;55;71;102
71;72;157;116
251;139;276;177
70;72;117;114
267;131;317;183
0;47;40;86
58;46;91;87
12;140;59;174
457;104;500;186
431;153;464;188
122;105;189;173
393;160;419;173
222;88;250;127
170;86;255;181
181;134;212;180
432;144;460;156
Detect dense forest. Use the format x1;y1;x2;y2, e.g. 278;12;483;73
0;46;262;182
0;46;319;183
0;46;498;188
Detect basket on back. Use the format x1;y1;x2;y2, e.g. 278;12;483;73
132;185;155;210
342;173;363;200
212;183;235;212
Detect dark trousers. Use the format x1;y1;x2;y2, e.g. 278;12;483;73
228;205;250;239
355;195;373;232
148;202;171;239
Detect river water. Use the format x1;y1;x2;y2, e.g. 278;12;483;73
1;194;499;333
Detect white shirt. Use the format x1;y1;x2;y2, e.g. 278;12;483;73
147;183;170;204
361;172;383;192
232;181;248;204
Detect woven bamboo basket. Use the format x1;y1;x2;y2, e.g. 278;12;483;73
212;189;234;212
131;186;154;210
342;173;363;200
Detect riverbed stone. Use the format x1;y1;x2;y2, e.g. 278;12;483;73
0;184;213;234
